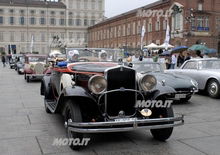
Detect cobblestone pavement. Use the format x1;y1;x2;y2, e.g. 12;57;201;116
0;65;220;155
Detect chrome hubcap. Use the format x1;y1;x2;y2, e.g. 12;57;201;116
210;83;218;95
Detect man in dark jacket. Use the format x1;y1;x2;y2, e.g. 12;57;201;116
1;55;6;67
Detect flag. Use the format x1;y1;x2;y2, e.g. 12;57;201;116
164;23;170;50
30;35;34;53
141;25;146;50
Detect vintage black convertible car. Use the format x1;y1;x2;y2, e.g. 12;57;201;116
40;48;184;150
129;62;198;102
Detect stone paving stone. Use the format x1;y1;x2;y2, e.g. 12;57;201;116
0;137;42;155
180;136;220;155
0;115;29;126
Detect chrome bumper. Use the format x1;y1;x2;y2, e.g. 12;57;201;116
67;115;184;133
26;74;44;77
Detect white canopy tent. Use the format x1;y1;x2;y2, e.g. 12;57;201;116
158;43;174;49
144;43;159;49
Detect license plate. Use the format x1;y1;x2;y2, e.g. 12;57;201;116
115;118;136;122
175;94;186;99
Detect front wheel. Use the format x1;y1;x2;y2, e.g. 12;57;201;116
150;107;174;141
64;100;83;150
207;79;220;98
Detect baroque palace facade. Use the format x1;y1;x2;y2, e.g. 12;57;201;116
0;0;104;54
88;0;220;53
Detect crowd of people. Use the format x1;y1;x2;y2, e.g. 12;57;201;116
124;49;215;69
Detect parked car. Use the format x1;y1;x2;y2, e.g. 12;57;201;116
129;62;198;102
165;58;220;98
24;54;48;82
40;48;184;150
9;54;23;69
15;55;25;74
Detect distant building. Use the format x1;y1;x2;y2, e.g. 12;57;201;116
0;0;105;54
88;0;220;53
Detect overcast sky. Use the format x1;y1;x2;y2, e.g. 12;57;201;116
105;0;159;18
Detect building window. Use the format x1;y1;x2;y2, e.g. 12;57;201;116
84;0;88;9
41;33;45;42
198;3;203;11
76;19;81;26
204;17;209;27
98;0;102;10
0;32;3;42
197;16;203;27
10;32;14;42
91;0;95;10
0;16;3;24
148;23;152;32
133;22;136;35
60;11;64;15
50;11;55;15
20;17;25;25
50;18;56;25
60;19;65;25
156;20;160;31
191;17;196;30
20;10;25;14
0;9;4;14
9;17;14;25
21;32;25;42
40;17;45;25
9;9;14;14
30;17;35;25
30;10;35;14
174;13;181;30
90;20;95;26
69;32;73;40
77;0;81;9
40;10;45;15
163;20;167;30
84;19;88;26
68;18;73;26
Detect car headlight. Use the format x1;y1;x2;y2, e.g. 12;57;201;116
191;79;198;88
88;75;107;94
139;75;157;91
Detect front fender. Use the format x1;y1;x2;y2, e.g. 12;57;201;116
40;75;51;96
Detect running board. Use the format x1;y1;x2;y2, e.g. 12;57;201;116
45;99;57;113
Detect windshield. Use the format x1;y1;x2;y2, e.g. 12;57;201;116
132;63;162;73
66;48;123;62
28;57;46;63
200;60;220;69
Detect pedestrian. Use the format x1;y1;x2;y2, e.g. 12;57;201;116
177;51;185;67
1;55;6;67
165;56;171;69
170;54;177;69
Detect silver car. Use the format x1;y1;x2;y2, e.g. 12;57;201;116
166;58;220;98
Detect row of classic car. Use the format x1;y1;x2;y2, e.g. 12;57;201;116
10;48;219;150
9;54;48;82
40;48;184;150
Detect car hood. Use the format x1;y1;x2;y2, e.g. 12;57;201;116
150;72;194;89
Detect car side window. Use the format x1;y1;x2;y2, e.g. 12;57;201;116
182;61;198;69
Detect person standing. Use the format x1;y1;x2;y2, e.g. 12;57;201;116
170;54;177;69
177;51;185;67
1;55;6;67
